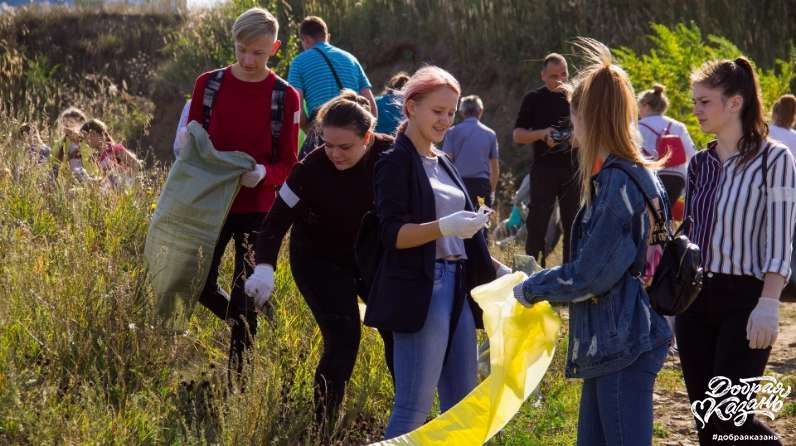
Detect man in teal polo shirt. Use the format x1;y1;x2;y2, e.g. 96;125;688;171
288;16;377;158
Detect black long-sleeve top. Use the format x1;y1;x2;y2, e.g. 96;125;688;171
255;133;394;267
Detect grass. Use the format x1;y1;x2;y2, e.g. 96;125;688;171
0;111;583;444
2;4;793;443
488;335;579;446
4;102;793;446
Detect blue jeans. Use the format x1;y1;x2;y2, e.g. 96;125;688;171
576;344;667;446
384;261;477;438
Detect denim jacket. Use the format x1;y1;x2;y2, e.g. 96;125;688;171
519;155;672;379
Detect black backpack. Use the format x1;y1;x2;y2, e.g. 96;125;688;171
604;163;704;316
201;68;289;164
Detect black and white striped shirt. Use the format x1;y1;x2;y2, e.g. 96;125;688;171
685;140;796;280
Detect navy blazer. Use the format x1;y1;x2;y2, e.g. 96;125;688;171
364;132;496;332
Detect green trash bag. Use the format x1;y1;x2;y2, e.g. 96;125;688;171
144;121;255;324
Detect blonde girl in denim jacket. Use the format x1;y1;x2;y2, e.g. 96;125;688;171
513;38;672;446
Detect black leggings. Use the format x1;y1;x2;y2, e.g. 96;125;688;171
289;234;394;426
199;212;266;380
675;274;781;445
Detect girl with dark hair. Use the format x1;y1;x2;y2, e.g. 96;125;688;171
512;38;672;445
244;90;394;430
681;57;795;445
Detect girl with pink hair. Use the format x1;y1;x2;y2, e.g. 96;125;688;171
363;66;506;438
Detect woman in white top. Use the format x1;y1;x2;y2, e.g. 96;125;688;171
768;94;796;155
637;84;696;210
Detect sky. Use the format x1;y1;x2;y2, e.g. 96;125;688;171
187;0;222;8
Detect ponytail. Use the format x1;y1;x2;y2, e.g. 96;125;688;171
568;37;660;206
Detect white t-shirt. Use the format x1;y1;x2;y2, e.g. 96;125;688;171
172;99;192;158
637;114;696;178
768;124;796;157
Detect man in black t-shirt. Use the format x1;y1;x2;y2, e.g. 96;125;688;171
513;53;580;264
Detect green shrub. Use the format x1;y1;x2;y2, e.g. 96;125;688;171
616;23;796;149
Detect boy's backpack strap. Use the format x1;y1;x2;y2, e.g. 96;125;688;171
270;76;289;164
202;68;226;130
202;69;289;166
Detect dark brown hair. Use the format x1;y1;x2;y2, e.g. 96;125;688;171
772;94;796;129
691;57;768;166
385;71;410;92
316;89;375;137
300;16;328;40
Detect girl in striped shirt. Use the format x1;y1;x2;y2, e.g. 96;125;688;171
679;57;795;446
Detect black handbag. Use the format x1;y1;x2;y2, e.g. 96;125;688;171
604;164;704;316
646;216;704;315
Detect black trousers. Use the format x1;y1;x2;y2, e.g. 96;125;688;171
199;212;266;379
675;273;781;445
462;177;493;208
525;161;580;263
660;173;685;213
289;234;394;427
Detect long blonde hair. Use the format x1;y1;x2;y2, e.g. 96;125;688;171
568;38;661;205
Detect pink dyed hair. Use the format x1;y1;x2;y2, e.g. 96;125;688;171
397;66;461;133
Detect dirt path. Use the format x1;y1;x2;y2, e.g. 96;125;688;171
654;302;796;445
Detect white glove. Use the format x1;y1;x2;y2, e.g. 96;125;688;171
176;127;189;152
746;297;780;349
241;164;266;188
438;210;489;239
244;264;275;309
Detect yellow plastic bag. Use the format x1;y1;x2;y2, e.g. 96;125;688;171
371;272;561;445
